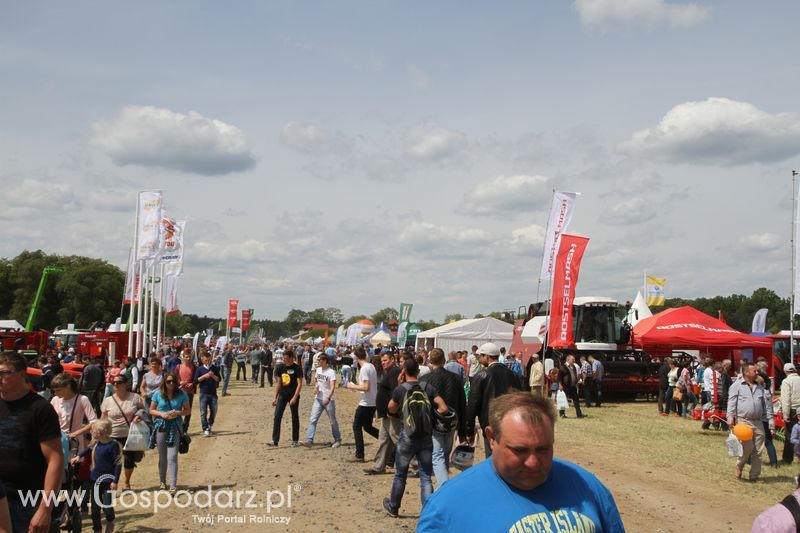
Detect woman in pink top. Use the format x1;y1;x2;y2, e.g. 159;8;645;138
104;360;123;399
50;372;98;451
177;351;197;433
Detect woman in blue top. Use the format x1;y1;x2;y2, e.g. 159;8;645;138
148;371;190;493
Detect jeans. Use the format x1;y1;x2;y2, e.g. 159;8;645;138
352;406;379;458
592;379;602;407
261;365;273;387
784;410;797;464
665;386;675;414
221;366;232;394
182;393;194;433
387;432;434;512
682;390;698;417
251;364;260;384
341;366;352;386
199;393;218;431
156;430;179;488
431;429;455;488
90;481;116;531
236;361;247;380
583;379;594;407
763;421;778;466
373;416;401;472
306;398;341;443
8;497;36;533
273;394;300;444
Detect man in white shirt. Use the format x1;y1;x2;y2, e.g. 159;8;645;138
343;346;379;461
303;353;341;447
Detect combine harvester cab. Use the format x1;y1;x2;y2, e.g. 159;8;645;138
513;297;660;397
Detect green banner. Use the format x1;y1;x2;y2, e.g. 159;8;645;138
399;303;413;322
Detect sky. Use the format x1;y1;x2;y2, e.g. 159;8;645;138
2;1;800;324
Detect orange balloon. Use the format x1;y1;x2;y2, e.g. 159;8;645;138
733;423;754;442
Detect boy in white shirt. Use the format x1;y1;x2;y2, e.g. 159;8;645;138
303;353;342;447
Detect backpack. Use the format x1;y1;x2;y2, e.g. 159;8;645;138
401;382;433;439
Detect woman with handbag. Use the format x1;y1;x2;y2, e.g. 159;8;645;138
50;373;97;452
148;371;190;493
662;359;680;417
100;374;147;490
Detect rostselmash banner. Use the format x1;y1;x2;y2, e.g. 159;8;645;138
646;276;666;306
136;190;163;261
539;190;578;281
397;321;408;347
165;275;179;314
547;234;589;349
752;308;769;333
123;248;140;304
160;218;186;274
241;309;251;332
228;299;239;328
399;303;413;322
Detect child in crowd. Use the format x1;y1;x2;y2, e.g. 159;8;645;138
72;419;121;533
791;412;800;463
549;368;559;401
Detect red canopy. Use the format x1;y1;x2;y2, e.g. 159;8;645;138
633;306;771;350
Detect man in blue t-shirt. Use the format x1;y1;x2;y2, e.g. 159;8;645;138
418;391;625;533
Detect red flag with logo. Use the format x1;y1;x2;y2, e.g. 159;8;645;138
241;309;251;331
228;299;239;327
547;234;590;348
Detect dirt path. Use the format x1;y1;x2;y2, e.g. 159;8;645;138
100;379;778;532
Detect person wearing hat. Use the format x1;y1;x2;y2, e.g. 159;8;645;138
465;342;519;458
782;362;800;464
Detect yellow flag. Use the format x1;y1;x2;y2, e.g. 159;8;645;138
646;276;666;306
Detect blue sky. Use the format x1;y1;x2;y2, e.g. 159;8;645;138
2;1;800;324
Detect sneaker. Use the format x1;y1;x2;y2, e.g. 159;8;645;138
266;441;278;447
159;483;166;490
383;498;398;518
331;441;341;449
291;441;299;447
364;468;383;475
301;441;313;447
203;429;210;437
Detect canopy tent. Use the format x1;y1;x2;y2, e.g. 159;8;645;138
0;320;24;331
625;290;652;327
633;306;771;361
369;329;392;347
415;317;513;354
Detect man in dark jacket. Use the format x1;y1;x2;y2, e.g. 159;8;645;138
465;342;518;458
420;347;467;488
658;358;671;414
259;346;273;388
365;353;402;475
557;355;585;419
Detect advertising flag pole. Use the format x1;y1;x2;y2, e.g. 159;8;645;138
792;170;797;365
128;192;140;360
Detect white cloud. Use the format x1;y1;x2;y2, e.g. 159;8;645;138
86;188;137;212
621;97;800;165
404;122;467;161
280;121;353;156
574;0;711;30
599;197;649;225
91;106;256;175
740;232;782;252
462;174;551;217
407;64;430;90
2;178;78;210
398;220;493;259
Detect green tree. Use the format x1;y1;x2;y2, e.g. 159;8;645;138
165;312;195;336
444;313;465;323
343;315;368;327
371;307;398;326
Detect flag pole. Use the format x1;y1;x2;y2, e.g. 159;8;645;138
135;260;145;362
128;192;141;360
536;189;557;305
792;170;797;365
156;263;165;353
148;265;157;354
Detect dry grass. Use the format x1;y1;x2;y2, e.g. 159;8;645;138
553;401;798;506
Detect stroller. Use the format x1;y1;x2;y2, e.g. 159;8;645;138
50;436;84;532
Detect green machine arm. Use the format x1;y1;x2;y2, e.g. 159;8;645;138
25;266;64;331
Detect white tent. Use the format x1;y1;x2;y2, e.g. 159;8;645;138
415;317;513;354
0;320;24;331
626;290;652;326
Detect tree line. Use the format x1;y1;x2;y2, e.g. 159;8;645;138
1;251;794;339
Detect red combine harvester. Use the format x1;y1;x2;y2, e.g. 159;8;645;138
78;331;130;364
511;297;661;396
